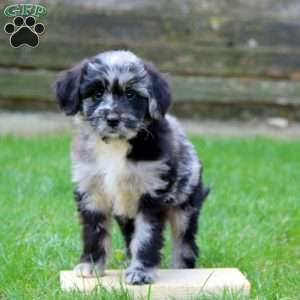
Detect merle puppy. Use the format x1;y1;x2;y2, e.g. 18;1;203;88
54;50;209;285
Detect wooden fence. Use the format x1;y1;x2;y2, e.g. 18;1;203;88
1;0;300;120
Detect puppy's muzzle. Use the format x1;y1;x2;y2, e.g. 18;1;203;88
106;112;120;128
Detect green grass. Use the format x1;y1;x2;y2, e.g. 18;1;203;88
0;135;299;300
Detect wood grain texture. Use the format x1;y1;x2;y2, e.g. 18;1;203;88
60;268;251;299
1;3;300;78
1;68;300;119
1;1;299;116
2;69;300;104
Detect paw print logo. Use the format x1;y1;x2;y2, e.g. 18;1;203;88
4;16;45;48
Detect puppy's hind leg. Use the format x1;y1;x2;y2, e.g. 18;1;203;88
169;206;199;268
169;186;206;268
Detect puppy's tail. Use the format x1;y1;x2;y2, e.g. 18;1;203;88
201;186;211;201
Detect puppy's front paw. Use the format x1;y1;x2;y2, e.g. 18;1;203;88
74;262;104;277
125;267;155;285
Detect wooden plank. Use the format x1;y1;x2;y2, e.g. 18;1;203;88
0;69;55;102
0;69;56;111
1;41;300;79
1;68;300;105
1;68;300;119
60;268;251;298
1;3;300;77
2;2;300;48
170;76;300;104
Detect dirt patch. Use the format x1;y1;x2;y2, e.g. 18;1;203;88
183;119;300;139
0;112;71;136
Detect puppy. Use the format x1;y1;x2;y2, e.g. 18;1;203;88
54;50;209;285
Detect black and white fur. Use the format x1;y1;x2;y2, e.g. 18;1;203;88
54;50;209;285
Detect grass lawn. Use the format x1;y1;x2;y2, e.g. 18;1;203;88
0;135;299;300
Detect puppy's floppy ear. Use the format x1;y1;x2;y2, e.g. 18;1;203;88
54;60;87;116
144;62;171;120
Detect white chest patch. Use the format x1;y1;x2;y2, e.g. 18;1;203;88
73;138;168;218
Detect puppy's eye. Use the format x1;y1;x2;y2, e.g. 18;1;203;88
93;88;104;100
125;88;136;99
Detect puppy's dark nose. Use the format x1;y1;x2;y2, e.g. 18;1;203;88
106;114;120;127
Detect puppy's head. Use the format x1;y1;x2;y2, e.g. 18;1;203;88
54;50;171;139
